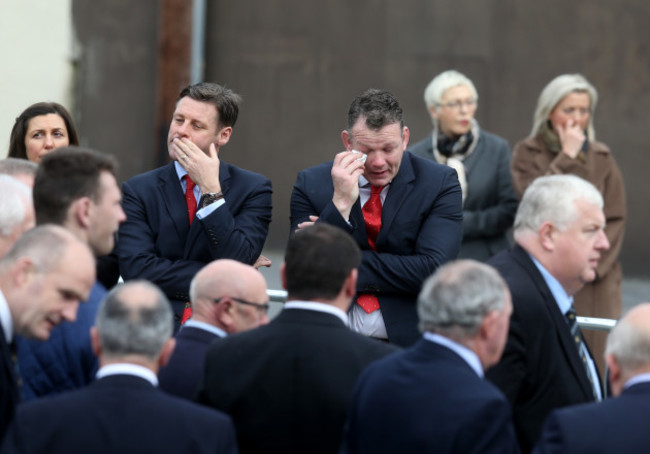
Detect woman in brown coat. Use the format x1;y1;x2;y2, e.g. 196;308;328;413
511;73;626;377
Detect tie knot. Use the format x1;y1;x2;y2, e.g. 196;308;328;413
184;175;196;190
370;185;383;195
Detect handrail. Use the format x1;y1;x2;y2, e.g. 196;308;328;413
267;289;617;332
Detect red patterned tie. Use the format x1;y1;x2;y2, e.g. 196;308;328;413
182;175;196;323
357;185;384;313
184;175;197;225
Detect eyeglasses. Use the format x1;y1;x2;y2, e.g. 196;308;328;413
213;297;270;313
437;99;477;110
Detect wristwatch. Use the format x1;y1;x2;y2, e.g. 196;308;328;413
199;191;224;208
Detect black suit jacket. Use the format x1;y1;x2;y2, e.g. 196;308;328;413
117;161;272;322
196;308;399;454
486;245;600;453
408;129;518;261
290;152;463;346
1;374;238;454
533;382;650;454
0;325;18;445
342;338;519;454
159;325;221;400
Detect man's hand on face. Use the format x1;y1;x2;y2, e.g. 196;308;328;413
173;138;222;193
331;150;366;221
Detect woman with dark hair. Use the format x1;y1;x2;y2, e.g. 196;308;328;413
511;73;626;376
8;102;80;162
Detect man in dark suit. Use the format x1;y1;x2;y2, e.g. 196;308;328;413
17;147;127;401
533;302;650;454
342;260;519;453
196;223;398;453
0;226;95;444
290;88;463;346
159;258;269;399
486;174;609;453
117;82;272;328
1;280;238;454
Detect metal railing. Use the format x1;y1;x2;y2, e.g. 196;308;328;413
267;289;617;332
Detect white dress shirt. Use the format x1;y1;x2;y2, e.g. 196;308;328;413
348;175;390;339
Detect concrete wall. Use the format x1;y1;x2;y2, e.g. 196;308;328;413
66;0;650;277
0;0;74;155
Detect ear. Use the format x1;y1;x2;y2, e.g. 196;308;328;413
538;221;556;252
401;126;410;150
215;126;233;148
344;268;358;298
90;326;102;358
158;338;176;368
341;130;352;151
11;257;35;288
428;106;439;121
70;197;92;229
216;299;235;332
606;354;623;396
280;263;288;291
479;310;499;342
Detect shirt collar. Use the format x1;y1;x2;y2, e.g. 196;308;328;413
182;319;227;338
174;161;188;182
424;332;483;377
624;373;650;390
284;301;349;326
530;254;573;315
0;289;13;342
96;363;159;386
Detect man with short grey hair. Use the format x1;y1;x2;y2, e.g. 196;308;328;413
342;260;518;453
0;175;34;259
533;303;650;453
486;174;609;453
0;158;38;187
2;281;238;453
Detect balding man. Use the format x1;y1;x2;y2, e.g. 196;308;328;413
159;259;269;399
0;175;35;259
1;281;238;454
533;303;650;453
0;226;95;444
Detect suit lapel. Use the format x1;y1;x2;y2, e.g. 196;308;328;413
158;163;190;241
512;246;596;399
378;153;416;245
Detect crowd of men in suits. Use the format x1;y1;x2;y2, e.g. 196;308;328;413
1;83;649;453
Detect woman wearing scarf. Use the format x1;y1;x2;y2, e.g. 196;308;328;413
409;69;518;261
511;73;626;377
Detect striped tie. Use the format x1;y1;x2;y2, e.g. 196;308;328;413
566;307;598;400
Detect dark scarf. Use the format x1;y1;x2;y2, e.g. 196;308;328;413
437;130;474;158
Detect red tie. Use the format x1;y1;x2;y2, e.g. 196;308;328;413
357;185;384;314
184;175;197;225
182;175;196;323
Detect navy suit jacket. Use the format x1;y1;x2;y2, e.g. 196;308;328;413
16;281;106;400
0;374;238;454
117;161;272;321
486;245;600;453
533;381;650;454
290;152;463;346
159;325;221;400
342;338;519;454
196;308;398;454
0;326;18;445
